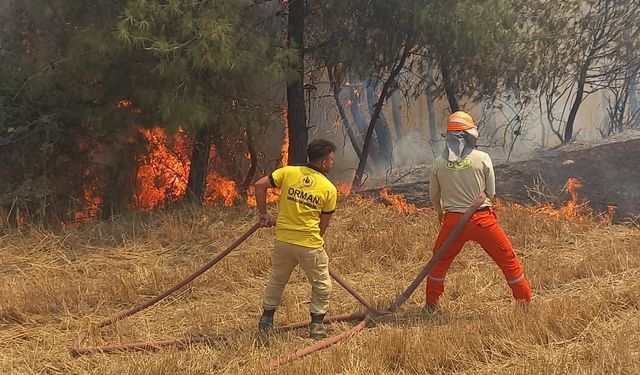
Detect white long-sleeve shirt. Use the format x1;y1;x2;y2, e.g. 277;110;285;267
429;149;495;214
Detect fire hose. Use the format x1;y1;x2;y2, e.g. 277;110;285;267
70;222;261;357
70;193;486;365
266;193;487;370
329;269;389;316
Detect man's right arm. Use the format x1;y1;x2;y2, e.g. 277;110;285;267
254;175;274;226
428;164;443;223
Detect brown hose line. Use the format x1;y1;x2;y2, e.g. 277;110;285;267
267;318;370;370
276;312;367;331
70;312;367;357
70;335;225;357
329;269;387;315
70;193;487;362
71;222;261;356
266;194;487;370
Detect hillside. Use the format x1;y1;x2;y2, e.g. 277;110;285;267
368;132;640;223
1;199;639;374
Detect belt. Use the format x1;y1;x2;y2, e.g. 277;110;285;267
445;206;492;214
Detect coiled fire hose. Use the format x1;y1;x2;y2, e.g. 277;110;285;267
266;193;487;370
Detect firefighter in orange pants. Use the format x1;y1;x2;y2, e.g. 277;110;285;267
426;111;532;310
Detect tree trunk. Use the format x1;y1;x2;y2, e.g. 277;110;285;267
625;62;639;129
241;127;257;200
328;68;363;158
440;60;460;112
600;90;612;138
347;71;369;136
185;126;212;204
99;141;138;219
624;28;639;128
564;64;590;143
391;90;404;139
352;44;411;191
366;76;394;167
628;71;639;122
286;0;307;165
615;88;628;133
425;67;440;153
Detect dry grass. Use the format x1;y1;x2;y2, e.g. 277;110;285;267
1;198;639;374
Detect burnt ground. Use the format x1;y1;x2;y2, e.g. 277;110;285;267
361;133;640;223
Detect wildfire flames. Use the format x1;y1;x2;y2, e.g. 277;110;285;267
134;128;190;211
55;107;614;228
204;172;239;207
536;177;590;219
134;128;247;210
133;123;289;211
379;187;420;214
75;171;103;223
536;177;615;223
336;183;352;197
246;186;282;208
96;107;292;217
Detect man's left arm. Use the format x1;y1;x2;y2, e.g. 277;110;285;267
320;214;332;237
320;188;337;236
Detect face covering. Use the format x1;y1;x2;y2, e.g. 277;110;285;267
442;127;478;162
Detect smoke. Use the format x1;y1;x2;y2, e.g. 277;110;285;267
306;67;639;191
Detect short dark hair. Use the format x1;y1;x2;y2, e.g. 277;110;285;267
307;139;336;162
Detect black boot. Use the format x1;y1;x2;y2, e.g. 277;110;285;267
309;313;327;340
258;309;275;332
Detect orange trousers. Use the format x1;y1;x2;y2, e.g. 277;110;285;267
425;209;532;305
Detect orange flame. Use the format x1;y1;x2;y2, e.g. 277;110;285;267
601;204;617;225
15;210;28;227
204;171;239;207
379;187;419;214
246;186;281;208
536;177;592;220
336;183;352;197
118;99;132;108
66;116;293;222
133;127;190;210
75;171;103;223
133;127;242;210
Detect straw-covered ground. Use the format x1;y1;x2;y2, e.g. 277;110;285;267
1;197;640;374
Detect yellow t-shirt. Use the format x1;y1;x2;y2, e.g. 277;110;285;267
270;165;337;248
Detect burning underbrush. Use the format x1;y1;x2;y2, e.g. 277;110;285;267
1;195;639;374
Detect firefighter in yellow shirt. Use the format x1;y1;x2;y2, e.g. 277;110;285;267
254;139;338;340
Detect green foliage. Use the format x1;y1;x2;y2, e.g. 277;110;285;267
414;0;532;103
308;0;423;77
2;0;638;223
0;0;290;222
114;0;290;132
